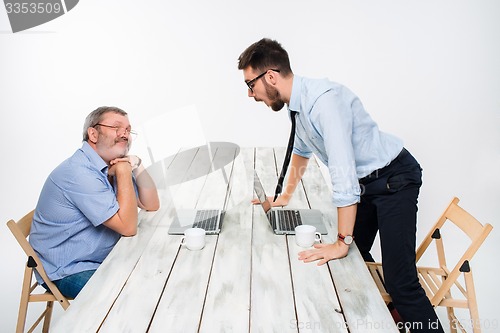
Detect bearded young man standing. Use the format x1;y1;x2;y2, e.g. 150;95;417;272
238;38;443;333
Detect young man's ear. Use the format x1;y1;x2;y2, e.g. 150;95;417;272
266;70;279;86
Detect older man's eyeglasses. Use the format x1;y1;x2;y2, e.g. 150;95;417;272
94;123;137;140
245;69;280;93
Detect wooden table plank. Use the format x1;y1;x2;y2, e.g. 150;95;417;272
269;148;349;333
250;147;297;333
147;235;218;332
97;209;181;332
147;147;236;332
199;147;254;332
302;157;399;333
287;240;348;333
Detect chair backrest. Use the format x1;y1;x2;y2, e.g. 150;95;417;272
415;197;493;304
7;210;71;309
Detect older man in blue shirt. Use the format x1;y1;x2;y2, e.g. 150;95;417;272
238;38;443;333
30;106;159;298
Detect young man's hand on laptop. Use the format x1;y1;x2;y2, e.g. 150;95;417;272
251;194;290;207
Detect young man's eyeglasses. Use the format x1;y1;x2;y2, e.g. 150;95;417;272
245;69;280;93
94;123;137;140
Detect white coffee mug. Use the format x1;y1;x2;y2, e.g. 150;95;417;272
180;228;206;251
295;225;322;248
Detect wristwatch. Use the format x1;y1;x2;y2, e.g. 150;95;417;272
338;233;354;245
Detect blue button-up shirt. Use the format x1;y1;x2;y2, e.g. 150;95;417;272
30;142;122;282
290;76;403;207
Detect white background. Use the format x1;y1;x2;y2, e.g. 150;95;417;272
1;0;499;332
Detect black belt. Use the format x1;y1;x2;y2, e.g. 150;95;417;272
359;148;408;184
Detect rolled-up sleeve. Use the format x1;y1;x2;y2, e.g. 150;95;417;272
293;132;313;159
311;90;361;207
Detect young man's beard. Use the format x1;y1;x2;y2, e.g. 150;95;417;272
263;80;285;111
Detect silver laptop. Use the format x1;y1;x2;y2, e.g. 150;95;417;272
253;171;327;235
168;209;224;235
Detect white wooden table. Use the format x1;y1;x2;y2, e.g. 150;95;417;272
52;145;398;333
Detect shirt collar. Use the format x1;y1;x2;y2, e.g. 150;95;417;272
81;141;108;174
288;75;303;113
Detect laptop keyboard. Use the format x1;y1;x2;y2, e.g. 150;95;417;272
276;210;302;231
193;210;220;231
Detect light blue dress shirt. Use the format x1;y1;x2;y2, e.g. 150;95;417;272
30;142;123;282
290;75;403;207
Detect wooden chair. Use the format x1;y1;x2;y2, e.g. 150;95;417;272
366;197;493;333
7;210;71;333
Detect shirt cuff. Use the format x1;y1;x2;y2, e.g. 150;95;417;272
292;147;312;159
331;192;360;207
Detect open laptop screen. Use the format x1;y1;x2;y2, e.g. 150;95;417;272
253;172;272;214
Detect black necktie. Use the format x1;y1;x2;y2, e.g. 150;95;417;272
273;111;298;202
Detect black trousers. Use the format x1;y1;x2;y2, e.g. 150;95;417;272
355;149;444;333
